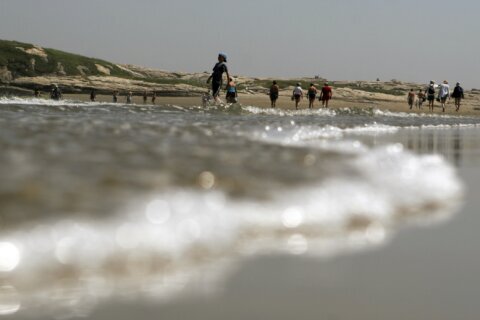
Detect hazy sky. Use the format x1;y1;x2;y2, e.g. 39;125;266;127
1;0;479;88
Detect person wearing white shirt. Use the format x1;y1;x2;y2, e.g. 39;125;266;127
438;80;450;112
292;83;303;110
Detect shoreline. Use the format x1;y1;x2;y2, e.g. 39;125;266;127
14;93;480;116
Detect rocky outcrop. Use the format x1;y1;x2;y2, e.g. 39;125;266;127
0;66;13;82
56;62;66;76
15;46;48;62
95;64;111;75
11;75;206;96
76;65;90;76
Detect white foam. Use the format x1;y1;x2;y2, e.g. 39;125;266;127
0;96;149;108
242;105;336;117
245;123;400;152
372;108;473;119
0;143;463;318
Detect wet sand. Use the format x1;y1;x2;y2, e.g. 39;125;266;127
62;93;480;116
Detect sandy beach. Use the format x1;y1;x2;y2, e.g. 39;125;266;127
57;92;480;116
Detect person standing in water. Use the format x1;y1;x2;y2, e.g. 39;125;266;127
225;77;238;103
151;91;156;104
113;90;118;103
451;82;464;112
126;91;132;104
307;83;318;109
90;89;96;102
207;53;230;104
143;90;148;104
269;81;279;108
50;84;62;100
438;80;450;112
319;82;332;108
292;83;303;110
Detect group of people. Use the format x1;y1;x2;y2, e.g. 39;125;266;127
110;90;156;104
206;52;333;109
279;82;332;110
407;80;465;112
206;52;238;104
41;53;469;113
34;85;158;105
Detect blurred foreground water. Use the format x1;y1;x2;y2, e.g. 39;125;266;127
1;97;480;319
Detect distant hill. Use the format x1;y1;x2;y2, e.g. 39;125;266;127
0;39;132;79
0;39;218;95
0;39;427;98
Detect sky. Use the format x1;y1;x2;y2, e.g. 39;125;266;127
1;0;480;88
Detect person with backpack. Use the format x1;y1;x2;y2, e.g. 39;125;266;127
425;81;436;111
207;53;230;104
451;82;465;112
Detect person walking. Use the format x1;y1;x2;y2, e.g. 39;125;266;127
438;80;450;112
113;90;118;103
416;89;425;109
269;81;279;108
407;89;415;110
292;83;303;110
307;83;318;109
319;82;332;108
425;81;436;111
126;91;132;104
451;82;464;112
207;52;230;104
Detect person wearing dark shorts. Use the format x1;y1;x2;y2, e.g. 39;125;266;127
307;83;317;109
451;82;464;112
207;53;230;104
226;77;238;103
270;81;279;108
407;89;415;110
425;81;436;112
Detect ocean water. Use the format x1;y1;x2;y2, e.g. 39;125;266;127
1;97;480;319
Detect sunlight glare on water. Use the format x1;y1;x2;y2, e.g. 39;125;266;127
0;242;20;272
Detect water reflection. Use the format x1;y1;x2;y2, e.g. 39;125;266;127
0;286;20;316
365;127;480;168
